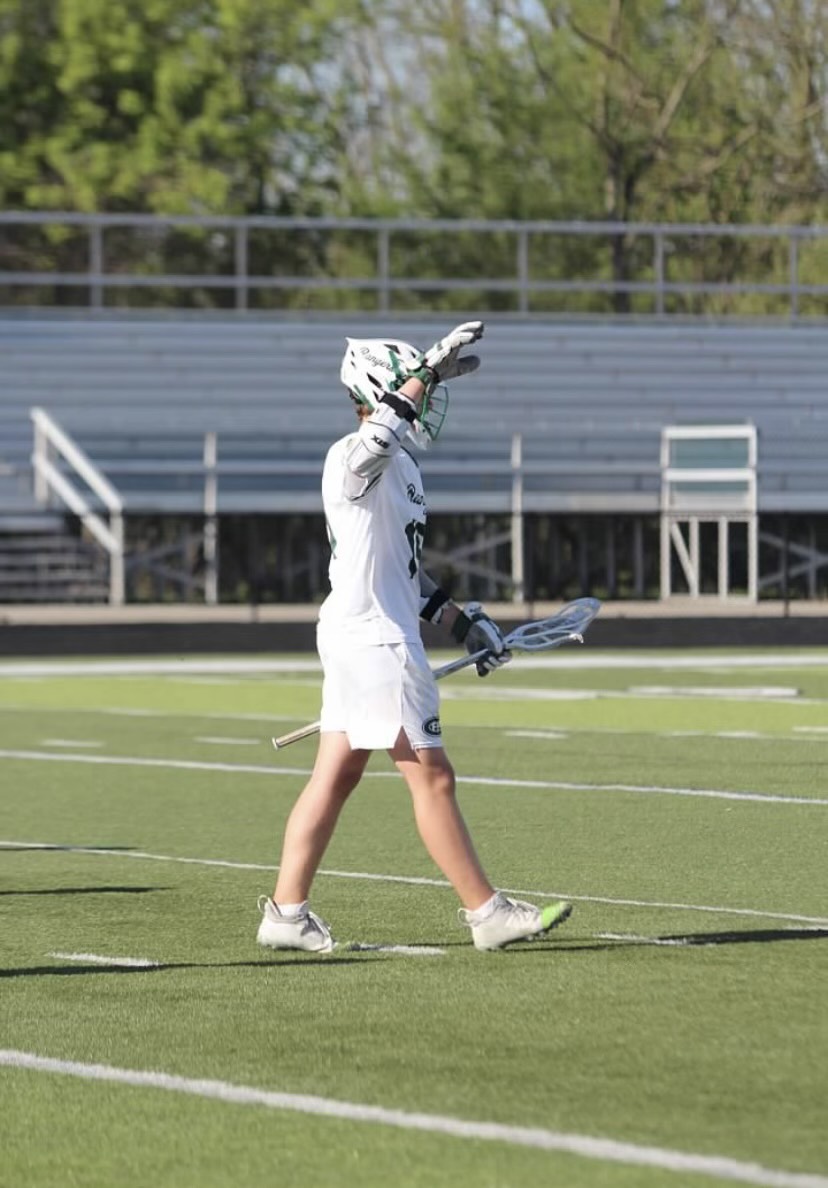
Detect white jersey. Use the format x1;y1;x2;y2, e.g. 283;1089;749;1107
318;432;427;645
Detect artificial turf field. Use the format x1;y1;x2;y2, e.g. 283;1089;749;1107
0;647;826;1188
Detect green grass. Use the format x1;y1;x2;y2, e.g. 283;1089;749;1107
1;649;827;1188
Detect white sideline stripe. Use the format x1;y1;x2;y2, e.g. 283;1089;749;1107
444;687;827;707
629;685;799;699
595;929;827;947
4;841;827;928
344;943;446;956
509;728;815;745
2;651;828;677
596;933;697;948
47;951;159;968
0;748;826;808
507;730;569;741
3;702;828;743
103;708;297;723
442;687;599;701
166;677;247;686
1;1051;825;1187
717;732;764;740
0;659;324;677
39;738;103;749
194;736;261;746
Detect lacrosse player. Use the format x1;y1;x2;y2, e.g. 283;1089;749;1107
257;322;572;952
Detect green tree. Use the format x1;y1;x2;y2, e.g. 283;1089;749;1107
0;0;370;306
353;0;828;313
0;0;361;215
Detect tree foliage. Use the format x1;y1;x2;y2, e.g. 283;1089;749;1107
2;0;827;312
0;0;360;214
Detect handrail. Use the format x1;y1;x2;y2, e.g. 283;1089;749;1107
2;211;827;317
30;407;125;604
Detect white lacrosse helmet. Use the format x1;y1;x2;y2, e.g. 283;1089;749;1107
340;337;449;449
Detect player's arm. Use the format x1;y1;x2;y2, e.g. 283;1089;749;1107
419;572;511;677
341;321;484;502
341;376;426;502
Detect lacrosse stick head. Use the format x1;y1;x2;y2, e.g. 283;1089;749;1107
505;598;602;651
340;337;449;449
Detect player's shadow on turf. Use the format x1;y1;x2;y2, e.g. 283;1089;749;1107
544;928;828;952
0;958;364;978
0;886;168;897
0;845;137;852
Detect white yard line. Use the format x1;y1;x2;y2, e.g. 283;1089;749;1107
194;736;261;746
0;703;300;724
46;945;442;962
628;685;799;699
441;686;828;706
0;1050;825;1187
3;840;827;928
165;677;248;686
507;730;569;741
39;739;103;749
343;943;446;956
0;659;324;677
0;748;825;807
47;952;160;968
3;702;826;746
1;651;828;677
595;933;701;948
507;728;808;744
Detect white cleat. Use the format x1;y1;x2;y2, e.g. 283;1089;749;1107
460;891;573;952
256;897;335;954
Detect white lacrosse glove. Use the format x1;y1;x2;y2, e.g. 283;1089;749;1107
406;320;484;392
452;601;512;678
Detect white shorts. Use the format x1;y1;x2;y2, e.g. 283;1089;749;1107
317;628;442;751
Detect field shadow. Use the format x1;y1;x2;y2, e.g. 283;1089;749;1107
532;927;828;953
0;956;363;979
0;845;137;853
0;886;168;897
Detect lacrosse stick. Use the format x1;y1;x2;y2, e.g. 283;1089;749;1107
270;597;601;750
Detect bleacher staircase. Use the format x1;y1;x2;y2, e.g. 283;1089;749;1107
0;514;109;603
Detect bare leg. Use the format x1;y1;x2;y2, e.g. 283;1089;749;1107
273;731;371;904
389;731;494;911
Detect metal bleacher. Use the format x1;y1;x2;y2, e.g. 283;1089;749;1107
2;311;828;603
3;312;828;518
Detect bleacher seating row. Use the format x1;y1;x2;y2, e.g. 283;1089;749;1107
2;313;827;516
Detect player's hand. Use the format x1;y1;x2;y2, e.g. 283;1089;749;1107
405;321;484;391
463;601;512;677
423;320;484;382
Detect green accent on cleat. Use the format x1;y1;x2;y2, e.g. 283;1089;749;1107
540;901;573;933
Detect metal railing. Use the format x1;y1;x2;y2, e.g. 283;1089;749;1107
30;408;125;604
3;212;828;316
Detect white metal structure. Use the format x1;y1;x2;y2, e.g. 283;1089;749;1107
30;408;126;605
660;425;758;601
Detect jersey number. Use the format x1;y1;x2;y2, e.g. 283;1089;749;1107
405;519;425;578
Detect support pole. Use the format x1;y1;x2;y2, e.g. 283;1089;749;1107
510;433;524;603
203;432;219;605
